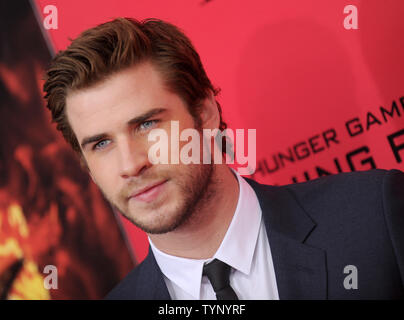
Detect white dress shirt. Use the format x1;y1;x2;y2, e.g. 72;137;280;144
149;168;279;300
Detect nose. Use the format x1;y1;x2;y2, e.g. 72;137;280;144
118;137;151;179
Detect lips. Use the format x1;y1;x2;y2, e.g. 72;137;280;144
128;180;168;199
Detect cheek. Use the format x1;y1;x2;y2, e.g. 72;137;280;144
88;157;118;188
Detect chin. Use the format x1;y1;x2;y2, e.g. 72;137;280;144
123;200;186;234
133;216;184;235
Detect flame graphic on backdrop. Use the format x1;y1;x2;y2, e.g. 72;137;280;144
0;204;50;299
0;1;134;299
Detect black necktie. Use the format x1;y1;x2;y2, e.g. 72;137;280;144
203;258;239;300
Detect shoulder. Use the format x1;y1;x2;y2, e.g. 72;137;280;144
286;168;391;194
104;252;156;300
284;169;404;289
283;169;399;213
246;169;402;224
277;169;404;251
250;169;404;244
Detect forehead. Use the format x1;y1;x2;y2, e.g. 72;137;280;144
65;62;185;138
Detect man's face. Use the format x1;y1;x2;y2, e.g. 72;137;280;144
66;62;214;234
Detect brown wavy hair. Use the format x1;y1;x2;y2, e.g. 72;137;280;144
43;17;228;155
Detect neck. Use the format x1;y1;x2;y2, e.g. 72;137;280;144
148;165;240;259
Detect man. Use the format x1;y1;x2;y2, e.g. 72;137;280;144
43;17;404;299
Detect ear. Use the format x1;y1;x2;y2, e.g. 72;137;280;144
200;90;220;130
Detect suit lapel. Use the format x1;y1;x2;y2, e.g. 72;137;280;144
139;248;171;300
139;177;327;300
245;177;328;299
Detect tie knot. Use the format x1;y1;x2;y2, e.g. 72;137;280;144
202;259;232;292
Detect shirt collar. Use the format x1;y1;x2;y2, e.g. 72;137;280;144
148;239;206;299
214;168;262;275
149;168;262;299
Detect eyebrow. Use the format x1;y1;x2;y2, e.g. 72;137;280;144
80;107;167;150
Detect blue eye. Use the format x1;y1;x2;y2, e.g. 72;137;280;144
93;139;110;150
139;120;158;131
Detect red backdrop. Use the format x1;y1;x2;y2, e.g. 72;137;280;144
34;0;404;263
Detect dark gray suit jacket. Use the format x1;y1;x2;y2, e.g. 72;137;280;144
106;169;404;299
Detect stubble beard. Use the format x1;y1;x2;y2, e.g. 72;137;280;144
105;162;216;235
